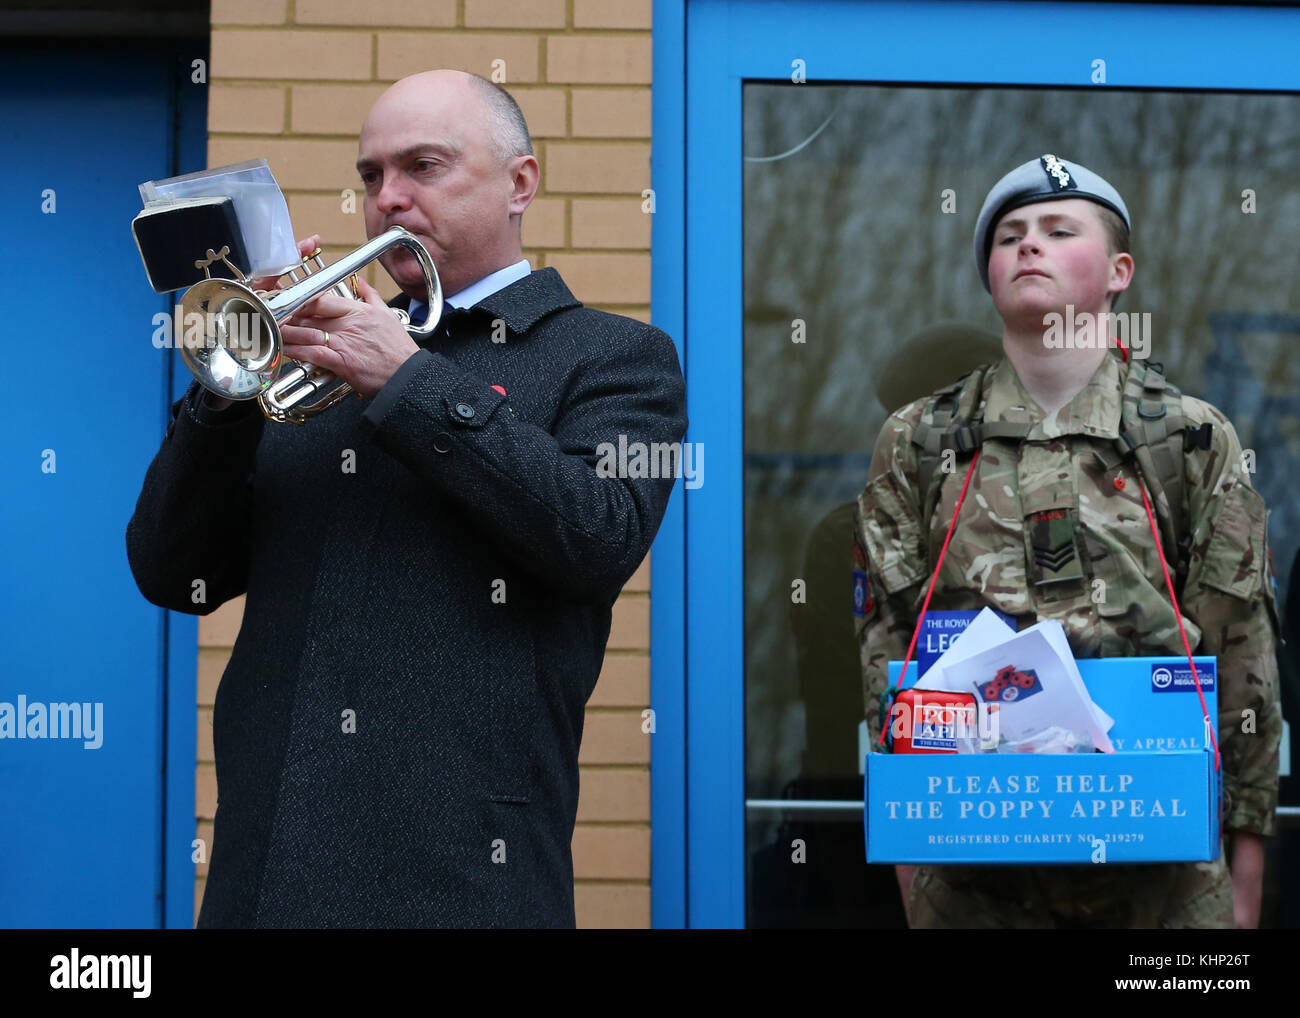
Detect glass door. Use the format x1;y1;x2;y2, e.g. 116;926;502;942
676;0;1300;928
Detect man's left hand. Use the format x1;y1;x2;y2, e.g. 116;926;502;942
280;276;419;398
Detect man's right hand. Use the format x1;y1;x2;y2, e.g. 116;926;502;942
248;233;322;293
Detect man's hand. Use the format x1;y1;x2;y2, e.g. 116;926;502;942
1229;831;1265;929
248;234;322;293
280;275;420;399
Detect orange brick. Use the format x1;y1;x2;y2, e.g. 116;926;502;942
571;88;651;138
521;197;565;248
576;768;649;821
211;30;372;81
207;137;361;192
578;711;649;764
367;267;405;302
513;88;567;138
378;33;540;83
212;0;287;24
546;37;651;84
198;595;245;648
466;0;566;28
575;882;650;928
290;83;386;135
572;825;649;879
607;594;649;649
317;243;370;274
590;654;649;707
571;198;651;249
544;142;648;193
195;821;214;877
546;252;649;305
574;0;652;29
623;555;649;592
196;764;218;820
297;0;455;26
285;192;369;248
208;85;286;134
197;649;228;706
197;707;214;763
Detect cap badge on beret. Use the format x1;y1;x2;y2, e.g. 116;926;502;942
973;153;1130;292
1040;154;1075;191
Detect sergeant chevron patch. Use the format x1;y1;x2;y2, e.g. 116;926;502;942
1028;508;1084;585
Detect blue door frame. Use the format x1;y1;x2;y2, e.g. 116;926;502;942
0;41;205;929
649;0;1300;928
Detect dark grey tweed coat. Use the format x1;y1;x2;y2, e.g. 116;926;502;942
126;268;687;928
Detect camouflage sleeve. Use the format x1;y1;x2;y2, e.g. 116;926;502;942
1178;399;1281;837
854;402;929;745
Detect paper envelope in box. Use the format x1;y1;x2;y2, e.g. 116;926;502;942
865;656;1220;864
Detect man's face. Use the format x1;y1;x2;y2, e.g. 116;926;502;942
986;199;1128;325
357;81;523;299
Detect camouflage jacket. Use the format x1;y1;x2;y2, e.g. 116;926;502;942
854;353;1281;835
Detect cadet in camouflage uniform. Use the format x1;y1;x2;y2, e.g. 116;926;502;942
854;155;1281;929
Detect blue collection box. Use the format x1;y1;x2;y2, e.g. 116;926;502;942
865;656;1220;864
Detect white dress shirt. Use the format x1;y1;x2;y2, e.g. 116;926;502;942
407;258;532;324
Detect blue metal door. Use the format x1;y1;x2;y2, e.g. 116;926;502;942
0;41;205;928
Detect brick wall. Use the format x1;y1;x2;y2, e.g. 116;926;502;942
197;0;655;927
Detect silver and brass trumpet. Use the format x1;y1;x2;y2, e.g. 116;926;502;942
176;226;443;423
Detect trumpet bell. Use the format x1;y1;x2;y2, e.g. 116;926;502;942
176;277;283;400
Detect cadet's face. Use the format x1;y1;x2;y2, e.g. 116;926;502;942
987;199;1120;322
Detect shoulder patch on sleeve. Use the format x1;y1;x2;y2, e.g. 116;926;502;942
1200;484;1268;601
857;471;927;594
852;534;876;619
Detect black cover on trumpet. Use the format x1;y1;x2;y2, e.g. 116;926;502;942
132;196;252;294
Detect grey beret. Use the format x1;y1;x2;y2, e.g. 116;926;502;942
973;154;1130;291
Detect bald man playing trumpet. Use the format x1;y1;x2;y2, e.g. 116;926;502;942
128;70;688;929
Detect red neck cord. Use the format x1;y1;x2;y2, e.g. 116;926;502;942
1135;475;1221;771
876;450;981;748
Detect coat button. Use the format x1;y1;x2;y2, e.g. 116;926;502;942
455;402;475;419
432;433;452;454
